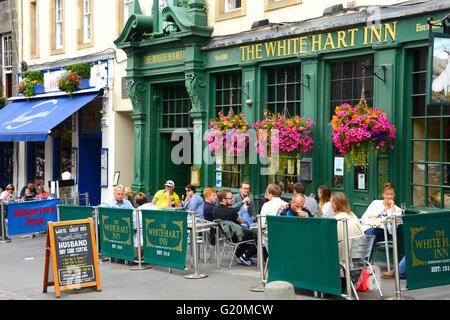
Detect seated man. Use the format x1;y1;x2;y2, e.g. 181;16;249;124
277;193;314;217
101;185;134;209
213;189;258;266
203;188;217;222
293;182;320;217
152;180;180;209
232;181;257;228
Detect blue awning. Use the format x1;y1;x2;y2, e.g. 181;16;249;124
0;92;100;141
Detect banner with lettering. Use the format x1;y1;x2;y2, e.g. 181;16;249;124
7;199;60;235
142;209;187;270
98;207;134;262
403;212;450;290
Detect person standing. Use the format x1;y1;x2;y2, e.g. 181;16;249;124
152;180;180;209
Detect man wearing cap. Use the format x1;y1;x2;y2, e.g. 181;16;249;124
152;180;180;209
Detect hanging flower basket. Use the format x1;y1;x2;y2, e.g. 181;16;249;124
205;109;249;157
331;99;396;169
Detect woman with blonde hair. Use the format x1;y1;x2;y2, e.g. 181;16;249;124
331;192;364;264
361;182;401;260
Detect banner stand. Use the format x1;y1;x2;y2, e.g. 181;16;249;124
386;214;414;300
185;211;207;279
251;214;265;292
1;201;11;243
130;210;152;271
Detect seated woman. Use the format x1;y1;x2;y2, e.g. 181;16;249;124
318;185;334;218
332;192;364;264
361;182;402;261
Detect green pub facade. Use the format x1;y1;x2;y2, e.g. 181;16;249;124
115;0;450;216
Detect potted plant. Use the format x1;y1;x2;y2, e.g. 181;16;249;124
0;96;5;109
58;71;81;97
331;99;396;169
63;62;92;89
19;70;45;96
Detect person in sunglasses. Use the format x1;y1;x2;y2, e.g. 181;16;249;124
183;184;204;220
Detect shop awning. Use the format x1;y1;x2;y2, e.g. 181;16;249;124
0;92;100;141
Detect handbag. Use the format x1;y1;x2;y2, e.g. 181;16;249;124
356;269;373;292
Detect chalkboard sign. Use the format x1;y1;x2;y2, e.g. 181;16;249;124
43;218;101;298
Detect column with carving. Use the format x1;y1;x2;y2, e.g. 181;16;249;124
127;80;148;193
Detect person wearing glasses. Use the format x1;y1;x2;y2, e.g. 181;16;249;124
213;189;258;266
183;184;204;220
232;181;257;228
1;184;17;202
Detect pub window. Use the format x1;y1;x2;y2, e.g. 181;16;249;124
265;65;302;193
215;0;246;22
410;48;450;209
213;71;245;189
161;85;192;129
330;55;374;189
214;72;242;116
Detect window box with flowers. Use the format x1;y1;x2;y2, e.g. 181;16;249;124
58;71;81;97
331;98;396;170
18;71;45;98
63;62;93;89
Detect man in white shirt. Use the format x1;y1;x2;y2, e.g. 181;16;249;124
260;184;287;229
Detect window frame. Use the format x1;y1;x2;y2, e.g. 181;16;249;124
215;0;246;22
264;0;302;12
29;0;40;59
50;0;65;55
77;0;94;49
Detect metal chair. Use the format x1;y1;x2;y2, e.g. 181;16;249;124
340;234;383;300
217;227;256;269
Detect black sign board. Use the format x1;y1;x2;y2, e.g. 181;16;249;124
43;218;101;298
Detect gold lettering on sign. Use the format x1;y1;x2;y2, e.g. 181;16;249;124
144;50;186;65
239;22;397;62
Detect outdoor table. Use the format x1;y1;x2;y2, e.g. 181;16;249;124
187;221;220;269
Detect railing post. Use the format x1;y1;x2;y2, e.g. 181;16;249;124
130;209;151;270
185;211;207;279
251;214;265;292
341;218;352;300
1;200;11;243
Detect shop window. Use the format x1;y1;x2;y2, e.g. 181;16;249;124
215;0;246;22
0;142;14;190
214;72;242;116
410;48;450;209
77;0;93;49
264;0;302;12
53;117;72;179
161;85;192;129
330;55;374;189
30;142;45;180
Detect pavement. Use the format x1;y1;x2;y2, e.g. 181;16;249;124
1;233;450;302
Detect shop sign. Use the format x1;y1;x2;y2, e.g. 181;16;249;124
143;49;187;65
429;33;450;105
239;22;397;62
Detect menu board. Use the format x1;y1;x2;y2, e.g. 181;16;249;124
43;218;101;298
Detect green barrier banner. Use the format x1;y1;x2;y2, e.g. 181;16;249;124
403;212;450;290
98;207;134;262
142;209;187;270
58;205;93;222
267;216;342;296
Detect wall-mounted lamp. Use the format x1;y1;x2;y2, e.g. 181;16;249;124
299;74;310;89
241;81;253;106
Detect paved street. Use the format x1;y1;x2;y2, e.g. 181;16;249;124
1;233;450;301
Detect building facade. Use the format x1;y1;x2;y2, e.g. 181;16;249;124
116;0;450;214
0;0;137;205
